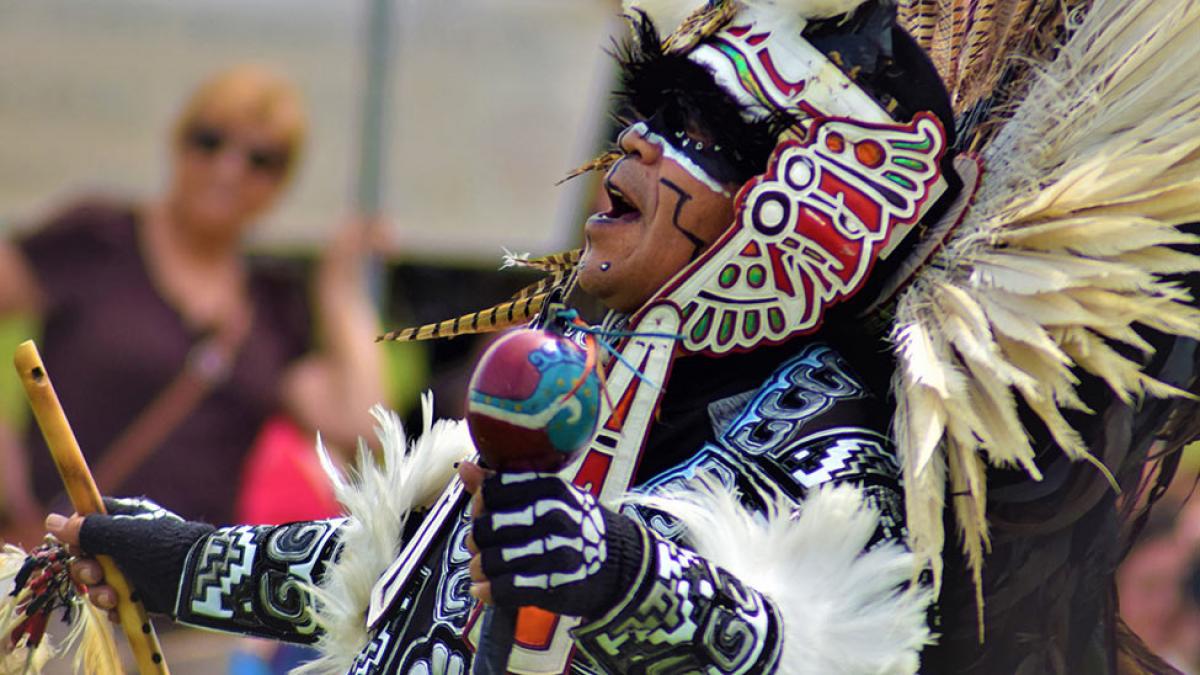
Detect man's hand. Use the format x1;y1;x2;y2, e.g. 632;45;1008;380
44;511;116;620
44;497;213;617
459;461;645;620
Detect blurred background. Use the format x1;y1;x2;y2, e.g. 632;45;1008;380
0;0;622;453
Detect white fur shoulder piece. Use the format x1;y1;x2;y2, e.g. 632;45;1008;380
623;0;869;34
631;479;931;675
293;394;473;675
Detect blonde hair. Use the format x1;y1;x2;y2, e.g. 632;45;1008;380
173;64;307;181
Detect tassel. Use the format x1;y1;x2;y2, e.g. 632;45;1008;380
0;540;122;675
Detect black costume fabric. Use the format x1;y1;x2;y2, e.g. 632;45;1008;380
89;338;904;672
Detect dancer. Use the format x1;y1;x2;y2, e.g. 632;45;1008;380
28;1;1200;672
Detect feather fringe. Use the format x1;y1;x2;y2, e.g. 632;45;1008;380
0;543;120;675
68;602;121;675
0;545;52;674
294;396;473;675
631;479;932;675
892;0;1200;611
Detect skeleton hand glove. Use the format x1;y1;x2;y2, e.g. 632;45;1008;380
473;473;646;619
79;497;215;614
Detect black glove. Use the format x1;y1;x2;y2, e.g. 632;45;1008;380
78;497;214;614
473;473;645;619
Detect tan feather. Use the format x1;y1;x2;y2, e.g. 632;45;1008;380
377;293;547;343
69;601;123;675
503;248;582;275
894;386;947;590
558;151;620;186
995;216;1199;257
946;438;989;635
891;0;1200;603
1117;248;1200;275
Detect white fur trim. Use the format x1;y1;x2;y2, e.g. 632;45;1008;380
623;0;869;34
632;480;932;675
293;394;473;675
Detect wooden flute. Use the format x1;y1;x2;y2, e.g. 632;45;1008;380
14;340;170;675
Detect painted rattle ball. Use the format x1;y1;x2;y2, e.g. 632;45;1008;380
466;328;601;472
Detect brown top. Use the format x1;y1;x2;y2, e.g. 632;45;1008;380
18;200;311;524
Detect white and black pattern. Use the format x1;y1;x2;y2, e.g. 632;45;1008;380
409;640;469;675
360;510;476;673
350;630;392;675
724;344;866;457
572;532;782;674
475;473;620;617
777;427;898;488
630;344;906;549
105;496;186;523
626;446;743;541
176;519;345;641
435;513;475;624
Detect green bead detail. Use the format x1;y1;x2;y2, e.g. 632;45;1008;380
719;265;740;288
893;157;926;171
682;302;697;322
747;265;766;288
718;311;735;344
691;307;714;342
891;137;931;151
768;307;785;332
884;172;915;190
743;311;760;339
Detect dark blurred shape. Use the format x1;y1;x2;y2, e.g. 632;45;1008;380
0;65;385;541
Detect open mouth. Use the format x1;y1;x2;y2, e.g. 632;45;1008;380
602;180;641;221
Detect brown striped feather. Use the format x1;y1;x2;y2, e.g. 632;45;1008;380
377;293;549;342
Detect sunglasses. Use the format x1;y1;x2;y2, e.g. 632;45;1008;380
184;126;291;177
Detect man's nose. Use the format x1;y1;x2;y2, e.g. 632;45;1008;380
618;125;663;165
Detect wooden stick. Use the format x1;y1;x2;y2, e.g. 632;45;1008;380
13;340;170;675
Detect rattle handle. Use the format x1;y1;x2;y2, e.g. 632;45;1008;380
14;340;170;675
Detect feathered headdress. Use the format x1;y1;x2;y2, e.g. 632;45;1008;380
891;0;1200;613
377;1;1200;655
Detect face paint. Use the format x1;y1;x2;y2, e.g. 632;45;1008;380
659;177;708;260
623;122;733;198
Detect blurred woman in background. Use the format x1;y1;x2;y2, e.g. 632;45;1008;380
0;64;386;544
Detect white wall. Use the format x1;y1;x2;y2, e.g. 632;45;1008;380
0;0;620;261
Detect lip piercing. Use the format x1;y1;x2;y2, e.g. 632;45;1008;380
600;262;611;271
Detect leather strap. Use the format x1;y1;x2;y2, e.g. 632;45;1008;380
93;307;252;495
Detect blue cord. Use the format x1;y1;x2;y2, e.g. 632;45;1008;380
552;308;683;389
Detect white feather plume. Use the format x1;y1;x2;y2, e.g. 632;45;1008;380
892;0;1200;598
631;479;932;675
294;395;473;675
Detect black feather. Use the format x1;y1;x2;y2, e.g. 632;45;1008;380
610;11;793;183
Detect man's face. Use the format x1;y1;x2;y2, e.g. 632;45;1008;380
579;122;739;313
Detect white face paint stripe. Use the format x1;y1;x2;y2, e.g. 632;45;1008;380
626;122;732;199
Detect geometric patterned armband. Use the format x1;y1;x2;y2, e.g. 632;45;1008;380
175;519;346;644
572;525;782;673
